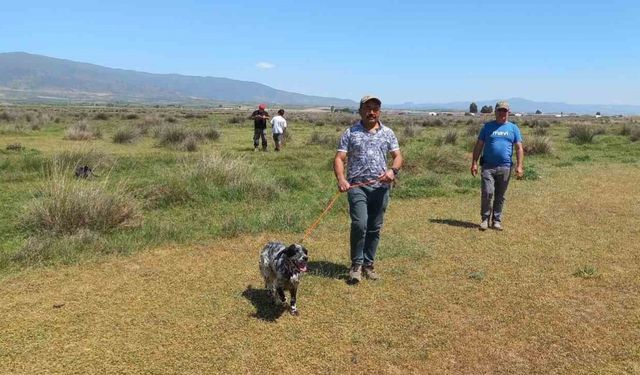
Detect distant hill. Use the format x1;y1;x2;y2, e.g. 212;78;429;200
0;52;356;107
388;97;640;115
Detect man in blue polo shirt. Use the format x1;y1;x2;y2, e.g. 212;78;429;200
470;101;524;231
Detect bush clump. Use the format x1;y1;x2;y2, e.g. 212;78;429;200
524;136;554;155
203;127;221;141
156;125;188;146
64;121;102;140
435;130;458;146
112;127;139;144
308;131;338;147
93;113;110;121
568;124;596;144
21;164;141;235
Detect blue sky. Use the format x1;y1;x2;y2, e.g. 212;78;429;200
2;0;639;105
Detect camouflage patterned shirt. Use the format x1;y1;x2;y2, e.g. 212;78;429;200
337;121;400;187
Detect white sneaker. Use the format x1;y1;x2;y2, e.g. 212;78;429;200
479;219;489;231
493;221;503;231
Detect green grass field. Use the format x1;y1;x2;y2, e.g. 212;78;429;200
1;105;639;373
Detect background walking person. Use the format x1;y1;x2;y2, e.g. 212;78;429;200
270;109;287;151
250;104;270;151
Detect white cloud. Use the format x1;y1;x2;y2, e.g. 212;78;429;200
256;62;275;69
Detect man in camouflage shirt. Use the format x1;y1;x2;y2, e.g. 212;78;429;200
334;95;403;283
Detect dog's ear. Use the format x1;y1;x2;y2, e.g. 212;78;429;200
285;244;298;257
302;246;308;255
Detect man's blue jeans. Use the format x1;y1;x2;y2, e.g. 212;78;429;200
481;166;511;223
347;185;390;266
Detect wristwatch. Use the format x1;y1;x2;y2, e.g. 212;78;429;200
391;167;399;177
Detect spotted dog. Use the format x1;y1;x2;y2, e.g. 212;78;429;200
259;242;309;315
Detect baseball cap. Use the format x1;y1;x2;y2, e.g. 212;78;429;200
258;103;266;110
360;95;382;107
495;101;510;111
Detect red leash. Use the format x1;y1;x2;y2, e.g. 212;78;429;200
298;178;381;243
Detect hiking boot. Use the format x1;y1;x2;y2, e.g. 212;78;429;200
363;265;380;280
349;264;362;283
254;147;259;152
492;221;503;231
479;219;489;231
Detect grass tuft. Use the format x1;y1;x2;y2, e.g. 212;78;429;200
568;124;596;144
524;136;554;155
21;163;141;235
112;127;139;144
64;120;102;140
573;265;599;279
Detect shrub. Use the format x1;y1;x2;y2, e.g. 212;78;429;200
403;126;422;138
524;136;554;155
21;163;141;235
443;130;458;145
180;136;199;152
629;127;640;142
308;131;337;147
124;113;139;120
410;146;466;174
64;120;102;140
532;126;548;136
434;130;458;146
568;124;596;144
187;153;279;200
466;123;482;137
203;127;221;141
52;149;113;171
112;127;139;144
156;125;188;146
142;178;192;209
0;110;18;122
93;113;110;121
228;115;244;124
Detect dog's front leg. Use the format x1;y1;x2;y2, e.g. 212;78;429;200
275;287;286;306
289;286;299;315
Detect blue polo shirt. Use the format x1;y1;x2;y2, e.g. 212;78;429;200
478;121;523;168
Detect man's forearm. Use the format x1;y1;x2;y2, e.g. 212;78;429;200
334;158;346;181
471;141;484;163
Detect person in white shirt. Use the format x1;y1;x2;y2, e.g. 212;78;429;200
270;109;288;151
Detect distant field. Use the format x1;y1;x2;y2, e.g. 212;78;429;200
1;105;639;373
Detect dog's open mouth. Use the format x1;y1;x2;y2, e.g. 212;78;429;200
296;260;308;273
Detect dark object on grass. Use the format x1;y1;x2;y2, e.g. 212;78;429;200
74;165;94;179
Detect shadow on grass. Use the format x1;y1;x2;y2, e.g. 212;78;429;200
429;218;478;229
241;285;286;322
307;260;349;280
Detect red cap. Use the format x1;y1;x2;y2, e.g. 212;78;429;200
258;103;266;110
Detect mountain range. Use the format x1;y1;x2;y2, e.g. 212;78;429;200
0;52;355;107
1;52;638;115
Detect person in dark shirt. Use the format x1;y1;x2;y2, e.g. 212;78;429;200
250;104;270;151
